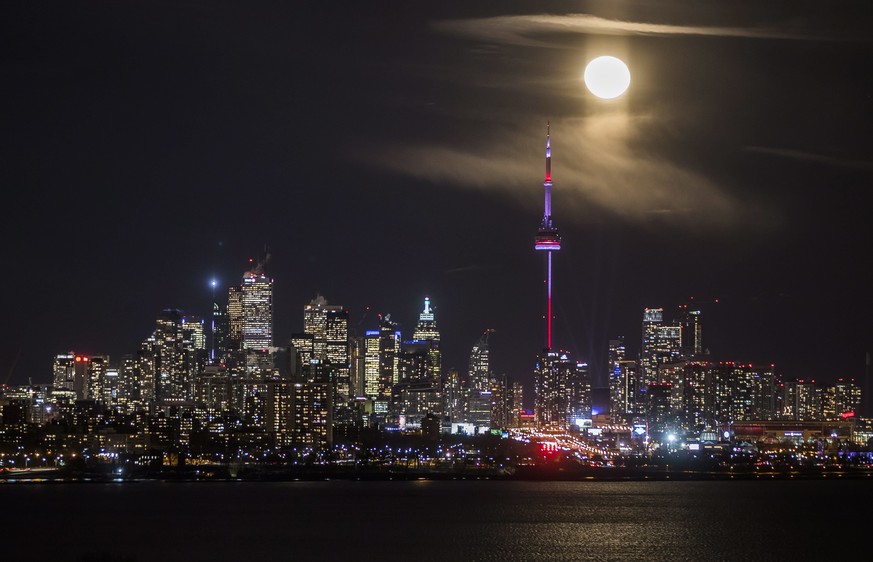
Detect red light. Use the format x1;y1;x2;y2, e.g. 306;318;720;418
82;357;89;362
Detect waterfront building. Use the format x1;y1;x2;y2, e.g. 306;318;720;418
824;378;862;420
782;379;822;421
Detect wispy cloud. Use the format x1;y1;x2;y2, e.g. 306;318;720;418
745;146;873;172
443;264;497;275
436;13;839;47
360;115;743;227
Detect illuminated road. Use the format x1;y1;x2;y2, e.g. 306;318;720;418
509;428;618;462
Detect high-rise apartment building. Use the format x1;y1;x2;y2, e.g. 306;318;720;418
142;309;206;402
782;379;821;421
728;364;776;422
607;338;627;416
641;307;681;385
534;350;587;428
468;329;492;392
824;378;862;419
678;305;703;359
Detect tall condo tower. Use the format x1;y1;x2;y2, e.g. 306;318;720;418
534;122;561;350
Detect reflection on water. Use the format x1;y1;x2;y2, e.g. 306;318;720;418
2;480;869;561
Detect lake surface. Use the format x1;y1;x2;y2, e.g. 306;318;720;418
3;479;870;560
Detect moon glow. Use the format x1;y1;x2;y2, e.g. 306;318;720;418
584;56;631;99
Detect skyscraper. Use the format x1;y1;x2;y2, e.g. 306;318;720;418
678;305;703;359
411;296;441;387
640;307;681;385
465;329;494;427
294;295;351;434
52;352;76;392
240;266;273;353
412;297;439;340
227;285;243;365
361;315;400;416
219;255;275;372
534;351;585;428
824;378;862;419
376;315;400;414
84;355;109;403
211;300;228;364
363;330;381;402
782;379;821;421
302;295;350;400
303;295;331;359
607;338;628;416
468;329;492;392
143;309;206;402
641;307;663;385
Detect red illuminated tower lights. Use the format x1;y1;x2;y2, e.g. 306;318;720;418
534;122;561;350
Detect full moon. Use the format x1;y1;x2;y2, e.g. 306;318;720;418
584;56;631;99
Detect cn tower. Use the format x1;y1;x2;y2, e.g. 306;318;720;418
534;122;561;350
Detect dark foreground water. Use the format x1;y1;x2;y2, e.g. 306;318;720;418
3;479;871;561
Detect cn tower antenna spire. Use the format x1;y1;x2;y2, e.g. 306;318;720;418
545;120;551;183
534;122;561;350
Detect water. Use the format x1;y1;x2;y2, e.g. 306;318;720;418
2;480;870;560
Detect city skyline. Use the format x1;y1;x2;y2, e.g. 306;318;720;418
3;1;872;392
18;253;863;399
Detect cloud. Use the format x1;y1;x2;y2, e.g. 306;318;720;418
745;146;873;172
443;264;497;275
435;13;828;47
360;114;742;227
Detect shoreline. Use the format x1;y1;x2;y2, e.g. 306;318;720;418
3;465;871;483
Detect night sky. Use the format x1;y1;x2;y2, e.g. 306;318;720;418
3;1;872;396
